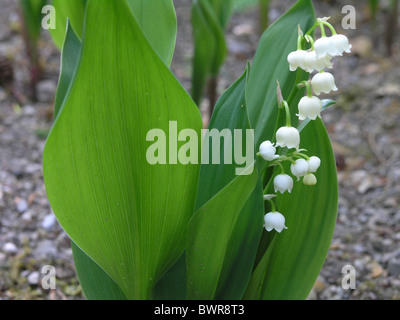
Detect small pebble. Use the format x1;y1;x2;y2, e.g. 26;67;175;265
41;213;57;231
16;199;28;213
27;271;40;285
3;242;18;254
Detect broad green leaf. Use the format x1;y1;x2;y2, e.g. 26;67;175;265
191;0;233;105
196;68;253;207
243;118;338;299
126;0;177;66
43;0;202;299
51;3;179;300
49;0;86;49
49;0;177;67
152;253;186;300
52;22;127;300
72;241;126;300
186;164;260;300
52;3;178;299
53;20;81;119
246;0;315;148
186;68;264;300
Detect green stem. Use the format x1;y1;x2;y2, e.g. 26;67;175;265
319;23;326;37
297;34;303;50
267;199;276;212
305;20;319;36
277;161;285;174
295;152;310;160
305;34;315;50
258;0;270;35
305;81;312;98
283;101;291;127
321;21;337;35
273;155;296;165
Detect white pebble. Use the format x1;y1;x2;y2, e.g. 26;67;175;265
16;199;28;213
41;213;57;231
27;271;40;285
3;242;18;254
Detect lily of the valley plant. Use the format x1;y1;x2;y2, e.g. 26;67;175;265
261;16;351;233
43;0;346;300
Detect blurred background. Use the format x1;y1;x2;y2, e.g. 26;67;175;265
0;0;399;299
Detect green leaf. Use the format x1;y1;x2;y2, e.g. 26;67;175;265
191;0;233;105
52;22;128;300
186;68;264;300
195;69;252;207
126;0;177;66
152;253;187;300
243;118;338;299
246;0;315;148
53;20;81;119
49;0;177;67
49;0;86;49
52;4;179;300
72;241;127;300
186;164;260;300
43;0;202;299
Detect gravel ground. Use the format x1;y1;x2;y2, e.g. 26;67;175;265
0;0;399;300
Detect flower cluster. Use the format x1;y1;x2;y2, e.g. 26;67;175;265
259;17;351;233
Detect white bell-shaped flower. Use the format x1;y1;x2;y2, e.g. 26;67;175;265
287;50;308;72
302;50;333;73
297;96;322;120
264;211;288;233
259;140;279;161
307;156;321;173
311;72;338;95
303;173;317;185
276;126;300;150
274;174;293;193
313;36;332;59
330;34;352;55
290;158;309;180
314;34;352;59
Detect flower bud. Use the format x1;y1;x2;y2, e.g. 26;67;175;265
264;211;288;233
276;126;300;150
290;158;309;180
263;194;276;201
311;72;338;95
297;96;322;121
307;156;321;173
274;174;293;193
259;140;279;161
303;173;317;185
